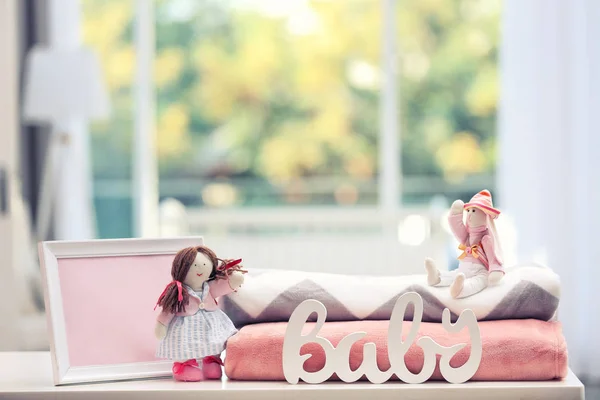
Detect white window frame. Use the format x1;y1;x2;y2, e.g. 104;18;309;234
133;0;159;238
378;0;401;213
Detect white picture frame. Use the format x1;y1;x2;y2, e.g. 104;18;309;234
38;236;205;385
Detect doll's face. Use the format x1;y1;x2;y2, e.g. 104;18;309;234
465;207;487;227
183;252;214;290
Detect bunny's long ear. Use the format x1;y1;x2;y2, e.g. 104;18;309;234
487;215;504;265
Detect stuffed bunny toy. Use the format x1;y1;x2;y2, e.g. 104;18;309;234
425;190;504;299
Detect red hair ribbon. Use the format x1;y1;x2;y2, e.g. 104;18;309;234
218;258;243;272
154;280;184;310
175;281;183;301
172;359;198;374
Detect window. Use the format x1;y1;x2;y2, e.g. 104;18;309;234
83;0;501;239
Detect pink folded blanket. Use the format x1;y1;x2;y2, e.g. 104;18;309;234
224;319;567;381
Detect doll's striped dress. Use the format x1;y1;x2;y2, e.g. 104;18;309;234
156;282;238;360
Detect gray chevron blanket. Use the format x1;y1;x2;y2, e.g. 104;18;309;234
219;264;560;327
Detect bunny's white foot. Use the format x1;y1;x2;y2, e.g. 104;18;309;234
425;258;441;286
450;273;465;298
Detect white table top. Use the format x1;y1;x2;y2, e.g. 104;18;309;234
0;352;585;400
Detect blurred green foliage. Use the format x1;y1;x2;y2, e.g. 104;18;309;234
84;0;500;208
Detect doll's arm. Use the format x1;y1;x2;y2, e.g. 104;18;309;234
209;271;245;299
155;311;173;340
481;235;503;273
448;209;468;244
156;310;175;327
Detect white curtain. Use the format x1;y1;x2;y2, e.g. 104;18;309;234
498;0;600;380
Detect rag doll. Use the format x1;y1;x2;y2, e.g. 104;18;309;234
425;189;504;299
154;245;247;382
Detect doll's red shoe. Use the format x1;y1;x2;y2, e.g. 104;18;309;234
172;359;204;382
202;355;224;379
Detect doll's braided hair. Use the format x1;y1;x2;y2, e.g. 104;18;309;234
155;245;219;314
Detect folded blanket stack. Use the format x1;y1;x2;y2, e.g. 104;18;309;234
220;264;567;382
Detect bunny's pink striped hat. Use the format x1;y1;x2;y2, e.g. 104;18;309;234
464;189;501;219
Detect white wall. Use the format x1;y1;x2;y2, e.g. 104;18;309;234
0;0;21;350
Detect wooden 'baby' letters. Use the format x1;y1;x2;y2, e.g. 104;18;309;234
282;292;482;384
